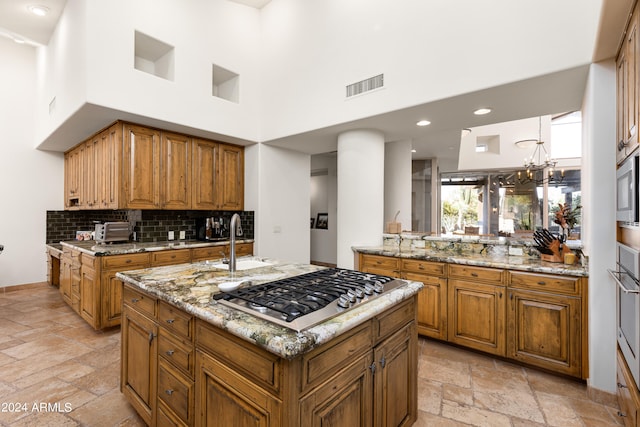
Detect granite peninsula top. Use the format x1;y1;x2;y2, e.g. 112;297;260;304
59;238;253;256
116;257;423;359
353;245;588;277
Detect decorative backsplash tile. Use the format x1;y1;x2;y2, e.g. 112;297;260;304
46;210;255;243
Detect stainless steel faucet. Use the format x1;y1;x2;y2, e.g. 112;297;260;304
229;213;241;272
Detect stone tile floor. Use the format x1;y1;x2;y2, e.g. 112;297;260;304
0;283;625;426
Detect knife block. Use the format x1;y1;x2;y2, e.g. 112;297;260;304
540;240;572;263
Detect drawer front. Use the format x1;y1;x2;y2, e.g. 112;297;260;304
157;361;194;425
81;255;96;270
196;319;281;394
401;259;446;276
159;329;194;378
509;271;581;295
235;243;253;257
375;297;416;342
191;246;225;262
123;286;156;318
302;321;373;392
361;254;399;273
158;301;194;341
449;264;504;283
102;253;150;270
152;249;191;267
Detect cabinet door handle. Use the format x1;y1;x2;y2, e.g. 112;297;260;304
618;382;628;389
618;411;627;418
369;362;376;374
166;319;175;324
380;356;386;368
148;332;156;343
165;389;174;396
510;293;513;300
498;292;503;298
166;350;175;356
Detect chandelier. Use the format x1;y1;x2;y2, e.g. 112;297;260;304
516;116;564;186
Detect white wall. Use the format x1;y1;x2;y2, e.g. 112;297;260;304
245;144;311;264
582;60;617;393
310;154;337;265
384;140;412;231
259;0;601;144
0;38;64;287
37;0;263;150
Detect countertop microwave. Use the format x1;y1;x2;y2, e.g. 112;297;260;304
617;153;639;223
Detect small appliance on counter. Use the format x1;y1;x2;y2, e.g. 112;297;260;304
94;222;130;243
196;217;228;241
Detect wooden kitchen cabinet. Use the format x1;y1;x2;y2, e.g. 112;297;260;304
617;2;640;164
63;121;244;210
617;347;640;427
161;132;191;209
507;271;583;377
448;279;506;356
80;256;98;326
359;254;401;277
401;259;447;341
121;291;159;427
123;123;162;209
64;144;83;209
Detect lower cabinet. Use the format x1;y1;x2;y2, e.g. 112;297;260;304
447;279;506;356
121;299;158;426
357;252;588;379
618;347;640;427
60;243;252;330
122;282;418;427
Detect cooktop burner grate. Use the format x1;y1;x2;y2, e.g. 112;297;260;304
212;268;404;331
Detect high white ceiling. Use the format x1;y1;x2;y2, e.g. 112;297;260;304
0;0;633;170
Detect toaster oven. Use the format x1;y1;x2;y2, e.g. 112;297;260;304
95;222;130;243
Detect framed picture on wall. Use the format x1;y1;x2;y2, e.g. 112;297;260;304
316;213;328;229
310;218;315;228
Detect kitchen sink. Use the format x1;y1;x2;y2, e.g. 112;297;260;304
211;259;272;271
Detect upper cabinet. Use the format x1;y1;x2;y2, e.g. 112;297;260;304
617;4;640;164
64;121;244;211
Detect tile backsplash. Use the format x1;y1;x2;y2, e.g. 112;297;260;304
46;210;254;243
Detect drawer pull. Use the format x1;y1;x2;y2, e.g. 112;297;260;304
131;298;140;303
166;350;175;356
418;265;425;270
126;259;132;263
537;281;546;285
166;319;175;324
471;273;478;277
165;389;174;396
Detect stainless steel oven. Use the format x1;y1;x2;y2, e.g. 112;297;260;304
617;154;639;222
610;242;640;387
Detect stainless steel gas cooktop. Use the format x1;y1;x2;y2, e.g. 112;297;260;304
211;268;406;332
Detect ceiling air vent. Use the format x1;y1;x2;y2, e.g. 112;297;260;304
346;74;384;98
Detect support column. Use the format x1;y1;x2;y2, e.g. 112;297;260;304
384;140;412;233
337;129;385;269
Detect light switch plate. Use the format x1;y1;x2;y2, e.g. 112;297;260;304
179;230;186;239
508;246;523;256
168;231;175;240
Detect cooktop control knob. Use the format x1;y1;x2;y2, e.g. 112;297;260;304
337;295;351;309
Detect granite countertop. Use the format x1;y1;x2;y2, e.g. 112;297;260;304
353;246;588;277
116;257;423;359
59;239;254;256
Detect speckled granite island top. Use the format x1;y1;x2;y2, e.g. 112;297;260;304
59;238;253;256
116;257;423;359
353;246;588;277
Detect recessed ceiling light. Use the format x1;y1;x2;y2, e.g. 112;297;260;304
416;120;431;126
473;108;492;115
28;5;50;16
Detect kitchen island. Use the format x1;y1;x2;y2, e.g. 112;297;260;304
116;257;422;426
